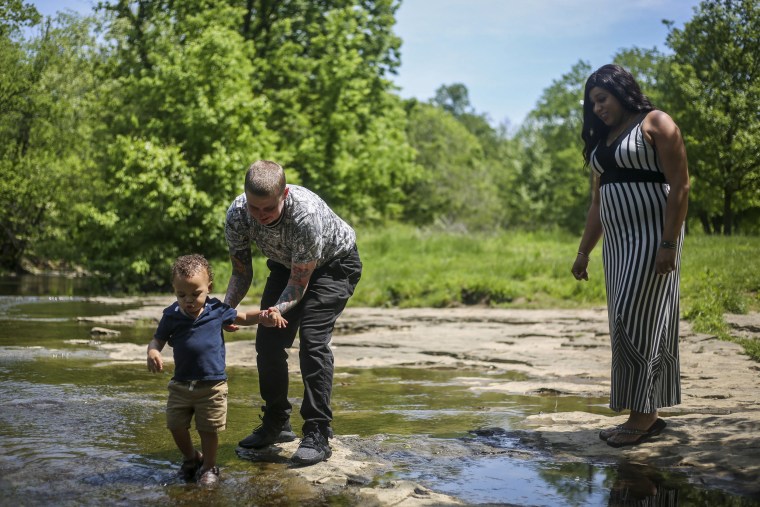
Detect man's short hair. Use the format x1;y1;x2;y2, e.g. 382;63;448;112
172;254;213;283
244;160;286;197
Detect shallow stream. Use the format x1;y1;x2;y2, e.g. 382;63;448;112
1;275;758;506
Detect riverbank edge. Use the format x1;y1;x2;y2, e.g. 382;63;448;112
82;299;760;503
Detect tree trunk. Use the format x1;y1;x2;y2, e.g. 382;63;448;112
242;0;254;39
711;215;723;235
698;211;712;234
723;187;733;236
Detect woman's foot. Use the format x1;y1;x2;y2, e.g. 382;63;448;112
602;412;658;444
606;416;666;447
599;424;625;441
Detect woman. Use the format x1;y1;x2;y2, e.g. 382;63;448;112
571;64;689;447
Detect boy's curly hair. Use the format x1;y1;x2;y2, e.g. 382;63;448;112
172;254;213;282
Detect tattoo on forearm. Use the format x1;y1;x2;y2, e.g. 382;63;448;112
274;263;314;314
290;264;312;285
225;250;253;307
226;279;249;308
275;285;305;314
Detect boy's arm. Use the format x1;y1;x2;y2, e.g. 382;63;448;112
147;338;165;373
234;309;288;328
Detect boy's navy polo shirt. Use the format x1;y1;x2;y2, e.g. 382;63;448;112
154;297;237;382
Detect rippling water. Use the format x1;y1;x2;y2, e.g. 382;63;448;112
1;276;758;506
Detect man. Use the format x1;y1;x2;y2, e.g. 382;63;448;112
224;160;362;465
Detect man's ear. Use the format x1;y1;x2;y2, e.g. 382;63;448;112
283;187;289;199
208;281;213;293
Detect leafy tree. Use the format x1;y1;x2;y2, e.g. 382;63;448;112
75;1;277;287
426;83;522;230
73;137;214;287
239;0;418;222
0;0;40;35
517;60;592;232
613;47;667;106
432;83;474;117
65;0;420;287
403;101;501;231
433;83;508;161
664;0;760;235
0;6;97;272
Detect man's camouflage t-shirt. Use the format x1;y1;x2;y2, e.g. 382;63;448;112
225;185;356;268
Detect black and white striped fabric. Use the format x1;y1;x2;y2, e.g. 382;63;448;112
590;113;682;413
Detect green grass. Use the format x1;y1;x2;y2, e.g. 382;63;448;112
352;225;607;308
213;224;760;361
679;234;760;360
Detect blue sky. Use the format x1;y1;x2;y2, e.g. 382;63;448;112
30;0;703;126
392;0;703;126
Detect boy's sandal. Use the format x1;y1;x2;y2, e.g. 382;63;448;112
179;450;204;481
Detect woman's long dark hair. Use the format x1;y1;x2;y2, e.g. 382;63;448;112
581;64;654;165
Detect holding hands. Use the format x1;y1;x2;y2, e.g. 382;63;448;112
260;307;288;328
226;306;289;330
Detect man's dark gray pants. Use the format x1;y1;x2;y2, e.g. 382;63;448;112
254;246;361;436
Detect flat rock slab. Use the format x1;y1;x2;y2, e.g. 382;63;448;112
90;300;760;500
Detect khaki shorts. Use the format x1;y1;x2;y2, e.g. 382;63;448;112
166;379;228;433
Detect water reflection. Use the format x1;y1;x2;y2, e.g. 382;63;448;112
1;288;759;506
394;435;759;506
0;274;108;297
608;463;676;506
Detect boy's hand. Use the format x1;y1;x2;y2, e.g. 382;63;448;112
260;308;288;328
224;324;239;332
147;350;163;373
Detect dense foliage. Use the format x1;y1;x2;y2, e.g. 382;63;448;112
664;0;760;235
1;0;758;288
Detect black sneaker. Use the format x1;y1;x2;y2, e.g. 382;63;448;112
238;419;297;449
291;430;332;466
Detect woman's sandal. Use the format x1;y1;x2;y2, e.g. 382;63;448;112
179;450;204;481
599;425;626;441
606;418;667;448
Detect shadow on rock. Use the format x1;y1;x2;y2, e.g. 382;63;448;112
235;445;291;464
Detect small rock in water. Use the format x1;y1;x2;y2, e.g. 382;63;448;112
91;327;121;337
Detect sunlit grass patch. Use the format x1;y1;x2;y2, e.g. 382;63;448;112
212;224;759;360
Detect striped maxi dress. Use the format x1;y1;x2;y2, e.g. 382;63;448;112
589;112;682;413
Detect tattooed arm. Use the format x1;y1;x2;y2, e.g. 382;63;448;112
224;248;253;309
269;260;317;315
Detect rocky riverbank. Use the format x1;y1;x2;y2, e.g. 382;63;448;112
82;299;760;503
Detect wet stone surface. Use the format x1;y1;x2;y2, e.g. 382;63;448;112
1;295;759;505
